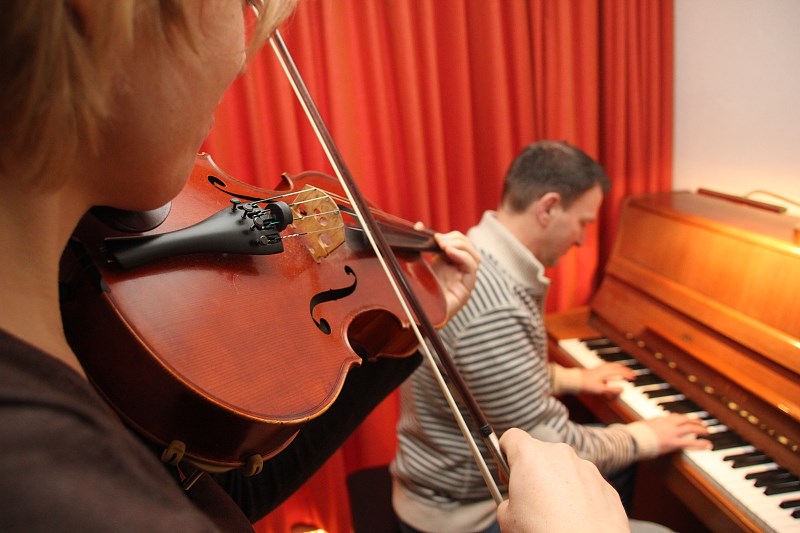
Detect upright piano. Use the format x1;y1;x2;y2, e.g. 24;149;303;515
546;191;800;532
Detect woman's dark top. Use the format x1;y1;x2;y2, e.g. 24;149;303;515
0;329;420;531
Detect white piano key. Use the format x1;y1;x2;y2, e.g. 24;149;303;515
648;393;685;403
558;338;603;368
705;424;729;435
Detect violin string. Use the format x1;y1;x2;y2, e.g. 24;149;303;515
247;191;328;204
258;189;413;235
242;191;346;226
270;30;505;504
280;225;345;239
291;208;341;222
258;176;405;226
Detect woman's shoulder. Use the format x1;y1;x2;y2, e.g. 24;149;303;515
0;329;226;532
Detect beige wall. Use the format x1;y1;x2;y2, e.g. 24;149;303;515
674;0;800;216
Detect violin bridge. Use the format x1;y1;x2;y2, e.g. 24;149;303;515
290;185;345;262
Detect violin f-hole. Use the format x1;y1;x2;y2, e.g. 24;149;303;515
309;265;357;334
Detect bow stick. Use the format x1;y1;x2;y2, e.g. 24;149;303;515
269;29;510;504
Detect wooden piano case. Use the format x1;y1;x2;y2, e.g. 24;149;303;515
547;191;800;532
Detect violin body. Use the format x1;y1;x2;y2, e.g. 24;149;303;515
60;153;446;472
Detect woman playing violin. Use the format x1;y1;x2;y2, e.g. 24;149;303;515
0;1;627;531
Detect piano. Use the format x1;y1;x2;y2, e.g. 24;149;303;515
546;191;800;532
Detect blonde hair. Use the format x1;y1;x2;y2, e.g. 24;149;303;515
0;0;296;187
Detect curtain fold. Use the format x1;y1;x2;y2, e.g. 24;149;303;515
598;0;674;273
199;1;673;531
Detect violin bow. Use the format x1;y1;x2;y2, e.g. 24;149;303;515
269;29;509;504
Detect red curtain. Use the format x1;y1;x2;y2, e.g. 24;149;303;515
201;1;673;531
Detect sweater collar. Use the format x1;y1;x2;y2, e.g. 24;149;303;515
467;211;550;294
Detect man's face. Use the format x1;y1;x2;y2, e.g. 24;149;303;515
538;184;603;267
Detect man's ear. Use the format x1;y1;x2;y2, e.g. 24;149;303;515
533;192;561;226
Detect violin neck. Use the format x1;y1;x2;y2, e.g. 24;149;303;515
345;222;437;253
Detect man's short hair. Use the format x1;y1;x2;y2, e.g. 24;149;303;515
500;140;610;213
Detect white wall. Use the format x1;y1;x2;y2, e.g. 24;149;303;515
674;0;800;216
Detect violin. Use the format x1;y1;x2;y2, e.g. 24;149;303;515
63;28;508;499
61;153;447;475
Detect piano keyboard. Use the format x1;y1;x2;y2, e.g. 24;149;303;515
559;337;800;533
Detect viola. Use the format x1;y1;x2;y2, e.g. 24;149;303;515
60;153;447;475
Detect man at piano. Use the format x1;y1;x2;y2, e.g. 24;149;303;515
391;140;712;533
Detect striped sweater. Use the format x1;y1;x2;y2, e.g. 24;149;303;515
391;211;658;532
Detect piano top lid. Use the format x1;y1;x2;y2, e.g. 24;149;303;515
640;189;800;245
593;188;800;391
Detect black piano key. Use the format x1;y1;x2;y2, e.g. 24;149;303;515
657;399;703;414
763;479;800;496
703;431;748;451
718;435;749;450
645;387;682;399
791;508;800;519
593;346;622;354
633;373;665;387
720;450;772;469
754;471;794;488
624;362;649;371
582;338;613;348
732;456;772;469
587;346;622;356
746;467;789;481
598;352;635;363
780;498;800;509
